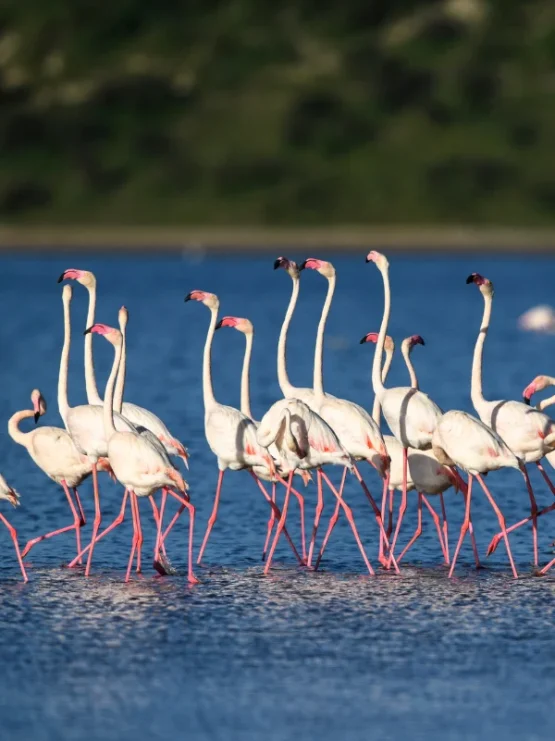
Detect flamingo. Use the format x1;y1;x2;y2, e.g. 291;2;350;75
357;333;455;565
84;323;198;584
0;474;27;582
8;388;111;562
57;284;136;576
58;269;189;467
466;273;555;566
185;291;302;567
215;315;308;561
256;398;377;575
431;410;524;578
366;250;443;561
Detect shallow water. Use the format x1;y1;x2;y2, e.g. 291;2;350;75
1;252;555;740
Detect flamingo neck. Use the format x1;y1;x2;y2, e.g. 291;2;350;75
114;323;126;414
84;282;102;406
57;295;72;427
401;340;419;390
202;306;218;410
277;276;299;398
7;409;35;447
313;274;335;398
372;343;394;424
371;264;390;399
240;333;253;420
470;290;492;414
103;341;122;439
538;382;555;411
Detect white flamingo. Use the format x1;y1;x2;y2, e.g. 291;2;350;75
84;322;198;584
257;398;378;575
432;410;524;578
466;272;555;566
185;290;302;567
0;474;27;581
8;388;112;563
57;284;136;575
58;269;189;466
366;250;443;560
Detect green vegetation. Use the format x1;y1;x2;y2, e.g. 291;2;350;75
1;0;555;225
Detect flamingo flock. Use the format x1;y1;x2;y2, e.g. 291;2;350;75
1;250;555;584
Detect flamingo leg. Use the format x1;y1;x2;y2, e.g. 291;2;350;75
264;471;294;574
261;483;277;562
167;490;200;584
250;472;302;565
85;463;102;577
353;466;399;574
520;466;539;567
307;469;325;567
289;484;307;563
387;448;408;566
397;492;423;563
134;496;143;573
68;489;129;568
73;488;86;527
536;460;555;497
421;494;449;564
125;492;139;583
320;470;375;576
150;492;168;561
439;492;449;561
313;467;348;570
487;500;555;556
21;480;83;560
0;513;28;582
475;473;518;579
388;489;394;538
449;475;473;578
197;470;224;565
378;476;389;565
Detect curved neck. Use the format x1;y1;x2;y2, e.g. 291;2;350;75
57;295;71;427
240;333;253;419
313;274;335;398
114;323;126;414
104;341;122;438
372;343;394;424
371;265;390;398
7;409;34;447
537;379;555;411
277;277;299;397
84;283;103;406
202;306;218;410
471;290;492;413
401;341;419;389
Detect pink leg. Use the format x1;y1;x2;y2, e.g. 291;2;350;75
68;489;129;568
0;513;28;582
167;490;200;584
439;492;449;561
388;489;394;538
388;448;408;565
397;492;423;563
449;475;473;578
125;492;139;583
378;476;389;564
521;466;539;566
468;519;481;569
197;470;224;565
476;474;518;579
536;460;555;496
264;472;294;574
150;494;168;561
135;497;143;573
289;484;307;563
539;554;555;575
22;480;83;559
261;483;277;562
250;472;302;565
85;463;102;577
421;495;449;563
489;500;555;555
307;469;324;567
74;488;86;526
353;466;399;574
320;470;375;576
313;467;348;570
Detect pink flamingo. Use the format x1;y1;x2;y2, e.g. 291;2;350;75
0;474;27;582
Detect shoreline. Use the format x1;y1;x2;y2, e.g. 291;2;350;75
1;225;555;251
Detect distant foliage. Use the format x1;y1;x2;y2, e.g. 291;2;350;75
0;0;554;224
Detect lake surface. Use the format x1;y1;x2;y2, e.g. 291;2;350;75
1;251;555;740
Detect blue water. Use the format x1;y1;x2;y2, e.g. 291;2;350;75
1;251;555;740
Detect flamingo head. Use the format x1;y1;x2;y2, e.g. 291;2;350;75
359;332;394;352
402;334;425;355
522;375;550;405
84;323;122;347
466;272;494;296
184;290;219;310
118;306;128;330
0;475;20;508
30;388;46;424
57;268;96;289
365;251;389;270
216;316;253;335
299;258;335;279
273;256;299;279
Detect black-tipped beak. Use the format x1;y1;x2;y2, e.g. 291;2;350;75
365;256;371;263
215;320;223;330
359;336;367;344
465;274;475;284
184;293;192;302
299;260;307;271
57;272;66;283
84;326;93;335
273;259;282;270
523;395;531;406
34;411;40;424
420;339;426;346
